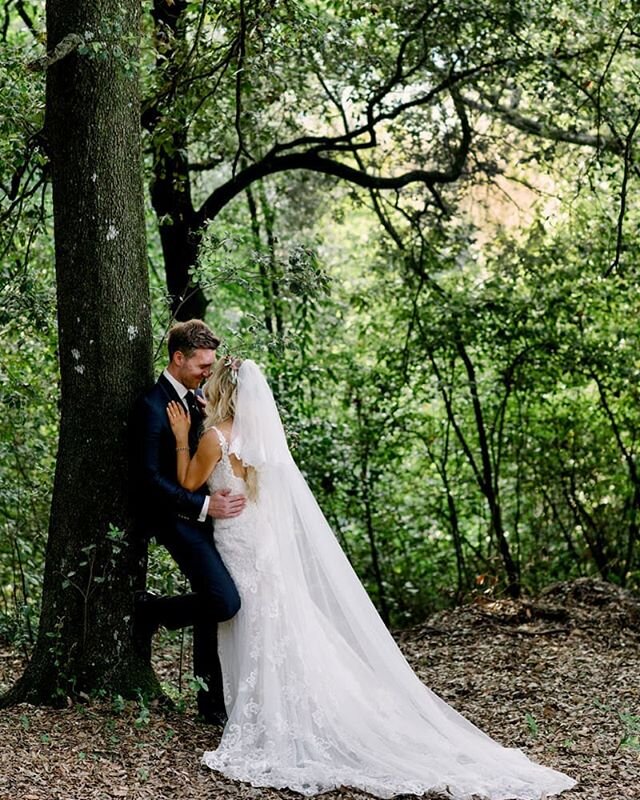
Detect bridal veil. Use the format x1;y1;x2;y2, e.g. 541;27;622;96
202;359;577;800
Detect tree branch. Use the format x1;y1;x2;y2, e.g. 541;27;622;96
460;94;623;153
186;157;224;172
604;104;640;277
264;59;509;163
195;147;468;227
14;0;39;40
231;0;250;176
1;0;10;41
28;33;83;72
314;67;408;246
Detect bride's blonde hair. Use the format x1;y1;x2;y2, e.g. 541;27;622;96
203;356;239;426
203;356;258;499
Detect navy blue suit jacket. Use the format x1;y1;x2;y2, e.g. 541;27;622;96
131;374;212;542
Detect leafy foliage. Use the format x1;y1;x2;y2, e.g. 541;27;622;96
1;0;639;648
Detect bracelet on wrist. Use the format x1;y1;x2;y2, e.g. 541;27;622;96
176;446;189;452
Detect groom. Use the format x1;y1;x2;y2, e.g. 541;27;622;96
131;319;245;724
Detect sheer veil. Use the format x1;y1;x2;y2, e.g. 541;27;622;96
230;359;293;469
229;358;417;685
222;359;576;800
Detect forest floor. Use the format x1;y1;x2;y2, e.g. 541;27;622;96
0;577;638;800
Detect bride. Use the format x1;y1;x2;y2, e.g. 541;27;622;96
165;356;576;800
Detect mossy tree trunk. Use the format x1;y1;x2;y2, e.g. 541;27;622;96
2;0;159;705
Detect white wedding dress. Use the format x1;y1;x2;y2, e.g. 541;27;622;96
201;362;576;800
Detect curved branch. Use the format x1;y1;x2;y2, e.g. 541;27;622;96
265;59;509;162
315;68;408;246
28;32;83;72
195;147;468;227
195;79;474;228
461;94;623;153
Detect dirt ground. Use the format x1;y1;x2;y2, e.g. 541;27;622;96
0;578;638;800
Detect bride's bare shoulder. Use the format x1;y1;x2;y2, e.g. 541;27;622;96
198;427;223;454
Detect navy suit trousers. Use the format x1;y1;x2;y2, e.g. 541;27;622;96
155;521;240;713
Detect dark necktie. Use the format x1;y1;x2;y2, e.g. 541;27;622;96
185;391;202;451
185;390;200;417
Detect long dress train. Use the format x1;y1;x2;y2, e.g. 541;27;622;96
201;403;576;800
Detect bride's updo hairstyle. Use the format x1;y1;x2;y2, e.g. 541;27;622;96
203;355;258;499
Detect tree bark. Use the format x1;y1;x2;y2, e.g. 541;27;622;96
2;0;158;705
149;137;207;321
146;0;207;321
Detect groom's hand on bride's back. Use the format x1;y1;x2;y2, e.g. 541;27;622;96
208;488;246;519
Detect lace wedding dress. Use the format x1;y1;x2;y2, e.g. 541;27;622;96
201;362;576;800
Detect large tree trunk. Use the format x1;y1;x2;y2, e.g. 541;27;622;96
2;0;158;705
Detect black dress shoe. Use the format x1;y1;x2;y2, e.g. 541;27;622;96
133;590;161;657
197;709;228;727
197;687;228;727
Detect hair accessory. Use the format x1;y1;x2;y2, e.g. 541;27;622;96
224;355;242;384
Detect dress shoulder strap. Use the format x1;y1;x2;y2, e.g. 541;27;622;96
204;424;229;452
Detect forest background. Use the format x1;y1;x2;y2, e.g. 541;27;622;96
0;0;639;702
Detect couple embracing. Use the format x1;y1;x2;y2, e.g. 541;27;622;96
132;319;576;800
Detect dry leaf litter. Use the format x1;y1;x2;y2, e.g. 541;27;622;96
0;578;638;800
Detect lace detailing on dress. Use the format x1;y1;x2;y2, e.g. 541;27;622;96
206;426;261;598
204;425;235;483
203;423;576;799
